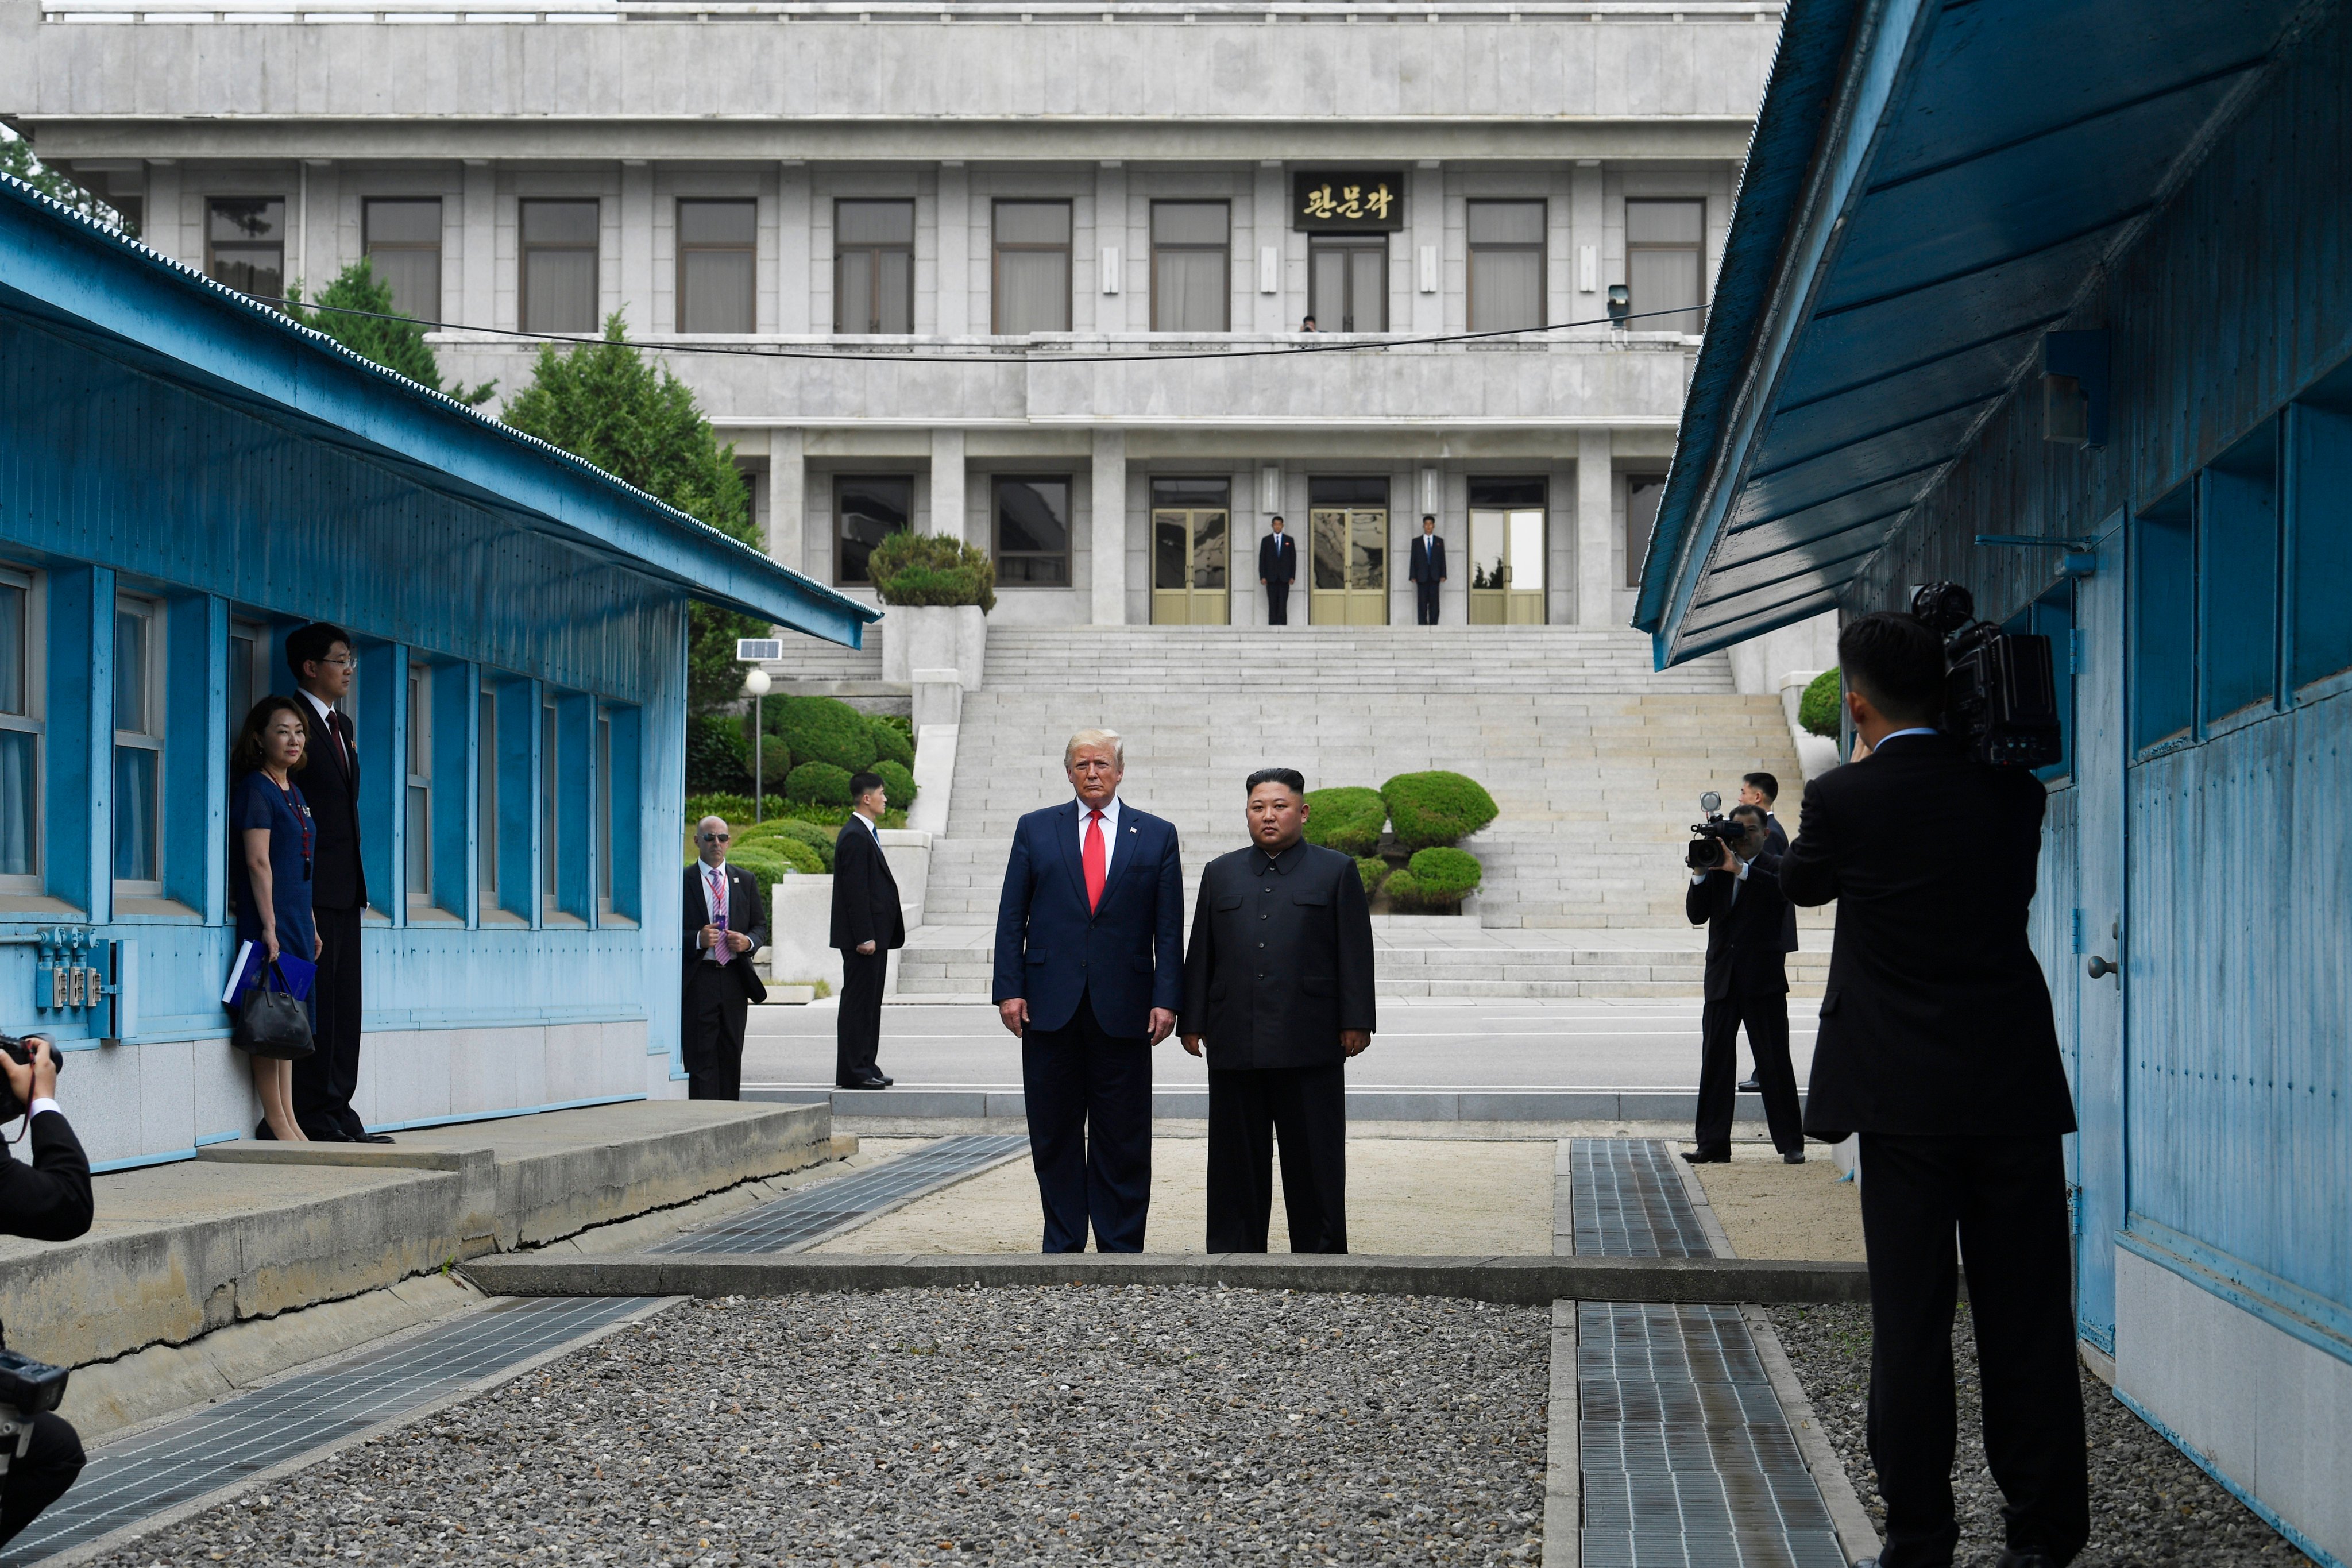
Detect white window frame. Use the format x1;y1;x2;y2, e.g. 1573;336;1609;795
0;565;46;895
405;660;433;912
112;593;165;898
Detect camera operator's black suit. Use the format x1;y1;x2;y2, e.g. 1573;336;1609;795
1685;858;1803;1158
0;1106;92;1546
1778;730;2087;1568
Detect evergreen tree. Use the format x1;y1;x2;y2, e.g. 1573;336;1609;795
502;316;763;714
289;258;496;405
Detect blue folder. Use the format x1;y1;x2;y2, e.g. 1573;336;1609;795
223;941;317;1007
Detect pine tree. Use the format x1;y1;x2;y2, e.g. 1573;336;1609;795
289;258;496;405
501;316;764;715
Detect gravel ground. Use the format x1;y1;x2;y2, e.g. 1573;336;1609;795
1769;1301;2305;1568
96;1288;1550;1567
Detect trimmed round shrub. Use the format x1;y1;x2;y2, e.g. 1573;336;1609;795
1354;856;1391;893
869;531;998;613
785;760;853;806
1405;846;1482;900
685;713;751;795
1380;771;1499;851
740;817;838;873
869;715;914;769
747;733;791;790
1799;667;1843;738
875;758;919;808
778;694;878;773
1301;786;1387;856
719;846;786;920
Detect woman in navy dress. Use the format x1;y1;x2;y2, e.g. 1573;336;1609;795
229;696;320;1142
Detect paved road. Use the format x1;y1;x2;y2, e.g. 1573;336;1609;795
743;996;1822;1092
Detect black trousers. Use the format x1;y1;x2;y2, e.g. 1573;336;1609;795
1859;1132;2088;1568
1266;581;1291;625
0;1412;83;1547
1693;990;1804;1155
1206;1064;1347;1253
836;948;888;1083
291;901;365;1139
1021;991;1152;1253
682;963;748;1100
1415;578;1442;624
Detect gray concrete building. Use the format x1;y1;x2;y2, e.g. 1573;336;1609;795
4;0;1781;632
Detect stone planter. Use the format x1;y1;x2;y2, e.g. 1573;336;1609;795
880;603;986;690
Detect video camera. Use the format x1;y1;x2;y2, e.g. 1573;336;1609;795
1685;791;1752;871
1909;582;2063;768
0;1037;60;1125
0;1350;68;1480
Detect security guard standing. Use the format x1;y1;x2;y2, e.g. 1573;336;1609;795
1180;767;1377;1252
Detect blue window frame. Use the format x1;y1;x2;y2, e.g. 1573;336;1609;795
2131;486;2192;752
2197;416;2281;727
2290;365;2352;690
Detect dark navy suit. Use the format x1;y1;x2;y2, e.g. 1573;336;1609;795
992;799;1184;1252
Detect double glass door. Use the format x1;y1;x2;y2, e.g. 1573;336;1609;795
1309;509;1390;624
1150;478;1230;624
1310;240;1388;332
1468;507;1547;623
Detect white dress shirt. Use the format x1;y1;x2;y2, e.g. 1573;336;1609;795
298;687;353;770
1076;794;1123;878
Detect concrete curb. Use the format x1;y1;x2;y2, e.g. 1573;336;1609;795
459;1252;1871;1305
756;1087;1807;1123
1543;1299;1581;1568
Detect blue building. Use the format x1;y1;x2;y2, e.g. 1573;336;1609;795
0;174;874;1169
1640;1;2351;1559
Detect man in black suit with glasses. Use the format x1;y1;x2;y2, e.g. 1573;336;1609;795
682;816;768;1100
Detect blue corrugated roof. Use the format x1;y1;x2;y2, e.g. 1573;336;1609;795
1636;0;2310;668
0;172;878;647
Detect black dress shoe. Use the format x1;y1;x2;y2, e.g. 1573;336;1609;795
1996;1549;2059;1568
355;1131;396;1144
1783;1152;1807;1164
1679;1149;1731;1164
836;1076;893;1090
1737;1077;1762;1092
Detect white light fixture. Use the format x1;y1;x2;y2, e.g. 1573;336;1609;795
742;667;772;697
1578;244;1598;293
1260;466;1283;514
1100;247;1122;295
1258;246;1280;295
1417;245;1439;294
1419;468;1440;515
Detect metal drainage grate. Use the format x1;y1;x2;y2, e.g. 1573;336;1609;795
3;1295;659;1566
1572;1141;1844;1568
653;1133;1032;1255
1571;1136;1712;1258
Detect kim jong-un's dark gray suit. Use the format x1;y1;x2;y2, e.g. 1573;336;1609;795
1180;839;1376;1252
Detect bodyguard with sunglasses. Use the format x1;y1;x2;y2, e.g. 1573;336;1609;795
682;817;769;1099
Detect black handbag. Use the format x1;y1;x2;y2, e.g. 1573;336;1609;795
233;961;315;1060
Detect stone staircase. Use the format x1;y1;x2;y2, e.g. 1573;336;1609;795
892;625;1822;1001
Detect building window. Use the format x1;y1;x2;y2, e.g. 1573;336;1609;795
206;197;286;301
228;619;270;737
1626;199;1706;334
835;200;914;334
477;682;500;913
2197;418;2280;727
405;661;432;910
596;709;615;917
113;596;163;893
520;199;600;334
540;698;559;917
836;475;913;586
0;568;43;889
364;198;442;322
994;477;1072;587
992;200;1072;334
2132;488;2193;751
1151;202;1230;332
677;199;757;334
1467;200;1545;332
1309;238;1387;332
1625;473;1666;588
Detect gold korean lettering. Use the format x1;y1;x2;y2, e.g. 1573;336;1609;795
1303;185;1339;220
1365;184;1395;220
1339;185;1364;218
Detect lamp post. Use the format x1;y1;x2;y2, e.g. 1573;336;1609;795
743;666;773;823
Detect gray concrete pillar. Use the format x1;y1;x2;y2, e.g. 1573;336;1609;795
936;164;970;336
1569;163;1606;339
1091;430;1127;624
461;162;495;329
777;163;812;335
769;428;806;572
1576;429;1616;625
929;428;967;543
1411;163;1443;334
620;161;655;333
1253;163;1287;333
1094;163;1128;333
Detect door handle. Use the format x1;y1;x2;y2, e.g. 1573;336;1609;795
2087;955;2118;981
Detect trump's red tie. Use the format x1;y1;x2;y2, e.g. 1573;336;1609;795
1083;810;1107;912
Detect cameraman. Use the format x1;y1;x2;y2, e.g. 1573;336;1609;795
1682;805;1805;1165
0;1036;90;1546
1779;612;2084;1568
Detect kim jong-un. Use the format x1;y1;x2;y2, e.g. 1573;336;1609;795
1179;768;1377;1253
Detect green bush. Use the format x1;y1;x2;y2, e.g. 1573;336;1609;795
719;846;786;918
685;714;751;795
1407;846;1482;898
685;794;905;832
786;760;854;805
737;817;837;872
868;531;998;613
778;694;878;773
869;715;914;769
684;792;767;827
1354;856;1391;893
875;758;919;808
1380;771;1499;851
744;733;790;790
1799;667;1844;738
1301;786;1388;856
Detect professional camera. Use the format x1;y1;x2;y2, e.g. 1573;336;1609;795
0;1036;61;1124
1685;791;1751;870
0;1349;68;1480
1908;582;2063;768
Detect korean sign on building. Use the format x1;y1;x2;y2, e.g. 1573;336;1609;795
1291;171;1407;233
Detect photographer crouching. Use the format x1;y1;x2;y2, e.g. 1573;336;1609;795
0;1035;91;1546
1781;608;2084;1568
1681;800;1806;1165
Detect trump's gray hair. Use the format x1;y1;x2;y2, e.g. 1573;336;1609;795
1064;729;1126;766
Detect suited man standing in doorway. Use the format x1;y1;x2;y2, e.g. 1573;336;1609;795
831;771;902;1090
683;816;769;1100
280;622;389;1142
1259;516;1297;625
1408;515;1447;625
